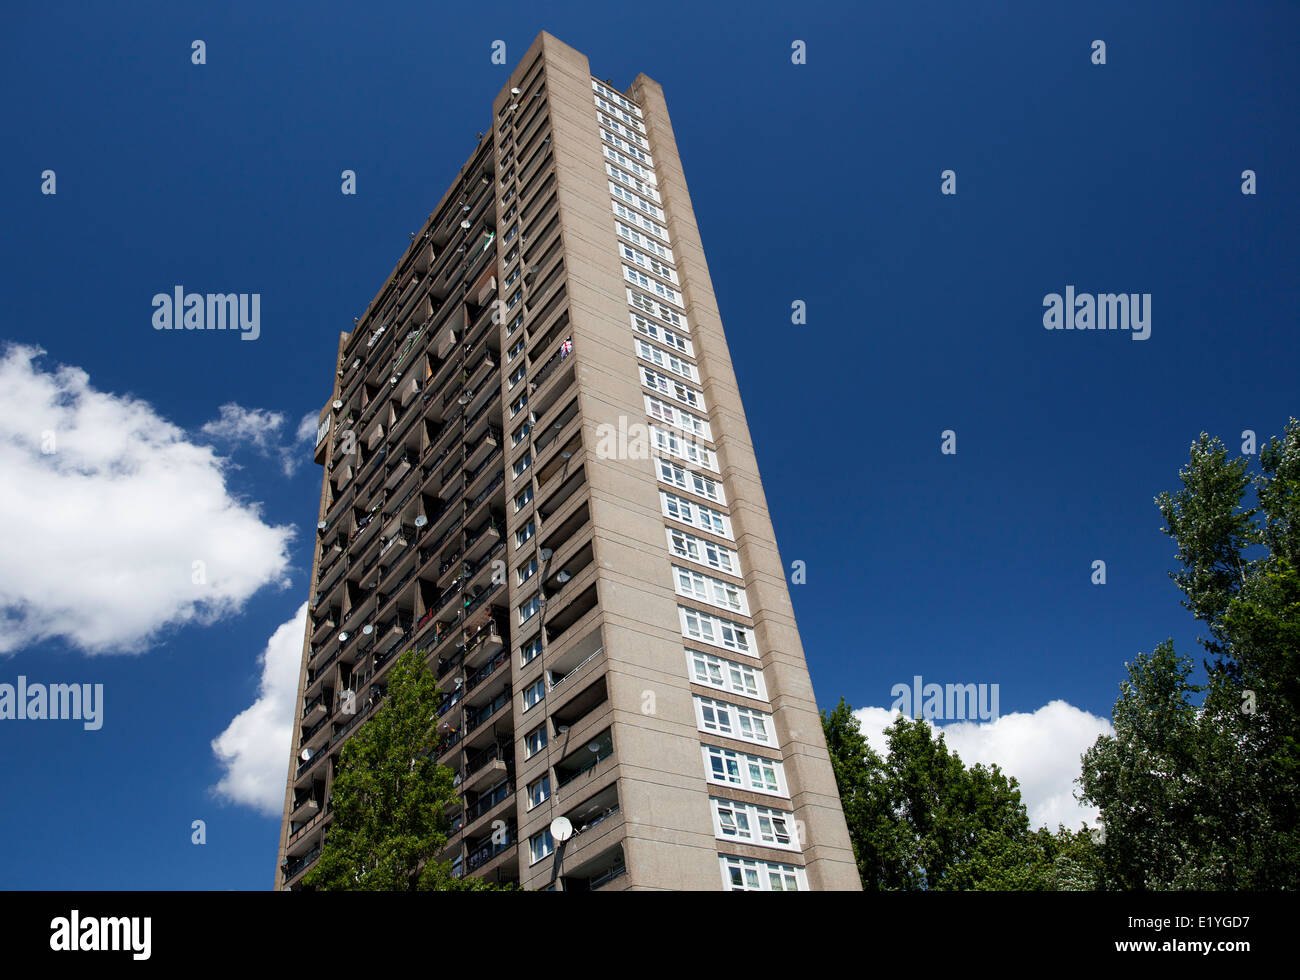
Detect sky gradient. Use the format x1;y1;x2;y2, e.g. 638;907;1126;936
1;0;1296;888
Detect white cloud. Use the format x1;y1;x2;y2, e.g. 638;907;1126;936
200;402;318;476
852;700;1113;831
294;411;319;445
210;602;306;816
0;345;295;655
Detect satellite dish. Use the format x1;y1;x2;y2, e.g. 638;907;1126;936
300;748;313;761
587;742;601;754
338;632;349;642
317;521;328;531
362;624;374;636
539;548;552;561
414;515;428;528
550;816;573;842
332;400;343;410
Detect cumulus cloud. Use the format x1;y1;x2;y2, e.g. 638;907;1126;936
0;345;295;655
852;700;1113;831
211;602;306;815
200;403;318;476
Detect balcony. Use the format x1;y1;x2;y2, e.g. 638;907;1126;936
462;743;512;794
555;726;613;789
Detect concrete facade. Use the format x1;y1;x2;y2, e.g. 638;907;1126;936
275;31;860;892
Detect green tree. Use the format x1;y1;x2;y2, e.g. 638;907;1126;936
1079;421;1300;888
302;648;501;891
822;699;1093;890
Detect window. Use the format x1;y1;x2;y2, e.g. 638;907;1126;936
507;337;526;362
519;596;540;624
631;313;690;355
527;775;550;810
627;288;682;326
512;422;531;447
656;458;722;502
529;828;554;864
694;695;771;745
667;526;737;574
719;856;806;891
680;606;752;655
523;678;546;711
644;395;711;441
611;201;666;241
688;649;765;699
650;425;716;472
710;798;797;850
525;724;547;758
510;393;528;417
660;490;732;539
674;566;748;615
641;368;702;409
514;486;534;512
615;220;673;261
520;637;543;666
517;558;538;584
515;520;536;547
636;339;695;381
702;745;785;796
509;365;526;388
512;452;532;478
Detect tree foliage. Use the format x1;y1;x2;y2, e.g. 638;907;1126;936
1079;421;1300;888
822;700;1093;890
302;648;503;891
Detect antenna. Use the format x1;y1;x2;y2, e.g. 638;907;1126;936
549;816;573;843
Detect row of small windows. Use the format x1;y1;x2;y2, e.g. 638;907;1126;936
600;128;652;165
597;112;648;150
591;79;643;118
593;94;645;132
621;243;676;285
681;605;753;657
675;565;748;616
632;313;691;356
661;489;732;539
604;146;655;184
616;220;672;261
720;855;807;891
624;265;681;306
637;338;696;384
628;287;683;327
711;797;798;851
612;201;668;243
688;647;764;700
695;694;771;745
667;525;736;574
703;744;785;796
610;182;664;220
641;365;701;409
606;162;660;203
645;394;711;441
651;424;716;472
656;455;722;503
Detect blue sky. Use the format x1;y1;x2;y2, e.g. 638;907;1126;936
0;0;1296;888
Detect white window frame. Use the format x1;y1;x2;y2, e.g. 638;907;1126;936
667;525;737;574
687;648;766;700
681;605;753;655
693;695;772;746
675;566;748;616
719;855;807;891
660;490;733;539
701;744;788;797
